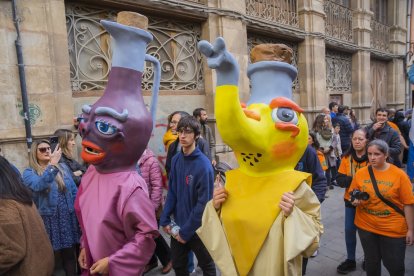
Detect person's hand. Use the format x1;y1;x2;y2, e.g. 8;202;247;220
351;199;361;206
279;192;295;217
406;229;414;246
90;257;109;275
213;186;228;210
212;159;217;167
73;170;83;177
50;145;62;166
78;248;88;269
163;225;171;235
372;121;384;131
176;233;186;244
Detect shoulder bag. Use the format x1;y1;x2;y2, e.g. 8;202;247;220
367;165;405;217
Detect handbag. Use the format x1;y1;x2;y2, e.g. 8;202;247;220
367;166;405;217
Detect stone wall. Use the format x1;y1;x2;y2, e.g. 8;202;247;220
0;0;73;170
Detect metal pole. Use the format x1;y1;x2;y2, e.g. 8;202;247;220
11;0;32;151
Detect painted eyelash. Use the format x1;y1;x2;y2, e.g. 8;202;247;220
96;119;118;130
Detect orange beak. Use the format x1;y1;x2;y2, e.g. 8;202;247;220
275;122;300;137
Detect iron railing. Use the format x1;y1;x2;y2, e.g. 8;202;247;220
370;19;390;52
245;0;298;27
324;0;353;42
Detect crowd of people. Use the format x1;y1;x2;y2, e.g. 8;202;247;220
1;103;414;276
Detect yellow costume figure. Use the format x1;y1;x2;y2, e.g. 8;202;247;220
197;39;323;275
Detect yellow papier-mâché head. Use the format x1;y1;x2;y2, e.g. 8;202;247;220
215;89;308;177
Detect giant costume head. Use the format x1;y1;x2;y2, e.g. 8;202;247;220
78;12;160;173
196;38;321;276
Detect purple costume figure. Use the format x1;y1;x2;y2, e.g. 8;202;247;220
74;12;161;276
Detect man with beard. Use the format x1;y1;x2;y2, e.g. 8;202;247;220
193;108;216;166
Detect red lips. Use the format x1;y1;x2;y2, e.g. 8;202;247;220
81;140;106;164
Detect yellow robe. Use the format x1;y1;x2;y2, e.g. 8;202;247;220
196;180;323;276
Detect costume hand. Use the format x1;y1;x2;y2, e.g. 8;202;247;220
176;233;186;244
50;145;62;166
78;248;88;269
198;37;239;86
90;257;109;274
73;170;83;177
279;192;295;217
163;225;171;235
407;229;414;246
213;186;228;210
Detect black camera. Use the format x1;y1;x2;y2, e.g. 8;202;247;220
349;189;370;202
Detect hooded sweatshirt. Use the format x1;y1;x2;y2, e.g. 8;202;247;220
160;147;214;241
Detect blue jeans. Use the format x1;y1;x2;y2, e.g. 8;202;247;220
345;206;357;260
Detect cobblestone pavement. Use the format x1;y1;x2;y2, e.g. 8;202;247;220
147;187;414;276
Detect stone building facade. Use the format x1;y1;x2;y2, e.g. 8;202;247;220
0;0;408;169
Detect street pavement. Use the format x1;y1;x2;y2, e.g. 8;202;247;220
147;186;414;276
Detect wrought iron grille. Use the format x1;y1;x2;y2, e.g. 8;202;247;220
324;0;353;42
325;50;352;93
370;20;390;52
66;4;204;92
247;35;299;91
245;0;298;27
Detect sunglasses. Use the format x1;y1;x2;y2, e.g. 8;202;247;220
38;147;51;153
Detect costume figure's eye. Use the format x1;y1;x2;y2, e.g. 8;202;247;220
95;121;117;135
271;108;299;125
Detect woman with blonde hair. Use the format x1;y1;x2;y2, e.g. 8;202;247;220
23;139;79;276
54;129;86;186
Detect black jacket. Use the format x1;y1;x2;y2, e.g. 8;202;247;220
295;146;327;203
59;154;87;186
366;123;402;167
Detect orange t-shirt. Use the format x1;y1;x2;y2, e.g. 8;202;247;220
338;155;368;201
349;165;414;238
317;150;328;171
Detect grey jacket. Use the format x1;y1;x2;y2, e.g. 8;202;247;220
201;123;216;161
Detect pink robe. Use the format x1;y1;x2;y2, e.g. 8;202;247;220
75;165;158;275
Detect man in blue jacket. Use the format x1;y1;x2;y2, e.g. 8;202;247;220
160;116;216;276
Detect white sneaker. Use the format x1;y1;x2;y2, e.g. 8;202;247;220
311;250;318;258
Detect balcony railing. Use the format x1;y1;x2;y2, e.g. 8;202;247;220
371;20;390;52
245;0;298;27
324;0;353;42
181;0;207;4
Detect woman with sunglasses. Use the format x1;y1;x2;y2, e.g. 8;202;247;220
54;129;86;187
349;139;414;276
23;140;79;276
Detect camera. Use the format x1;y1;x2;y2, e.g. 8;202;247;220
349;189;370;202
49;136;59;152
169;221;180;236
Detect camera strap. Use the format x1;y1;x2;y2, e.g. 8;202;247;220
368;166;405;217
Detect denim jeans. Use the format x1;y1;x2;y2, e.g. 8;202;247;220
344;206;357;260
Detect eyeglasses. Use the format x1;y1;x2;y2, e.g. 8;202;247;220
38;147;51;153
177;129;194;135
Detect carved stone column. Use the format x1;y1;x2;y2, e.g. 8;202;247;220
297;0;327;120
387;0;407;110
351;0;372;124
